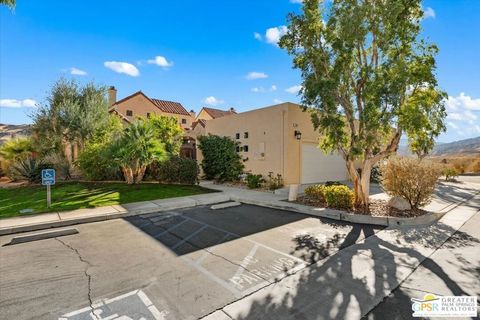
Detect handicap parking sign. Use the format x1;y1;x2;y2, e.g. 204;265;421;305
59;290;167;320
41;169;55;185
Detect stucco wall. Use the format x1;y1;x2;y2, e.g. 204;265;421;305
114;94;194;129
202;103;290;181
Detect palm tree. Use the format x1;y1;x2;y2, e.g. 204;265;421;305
111;119;166;184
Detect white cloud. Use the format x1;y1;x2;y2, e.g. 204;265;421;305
447;122;459;129
253;32;262;40
265;26;288;46
273;99;283;104
446;92;480;111
104;61;140;77
0;99;37;108
251;85;277;93
147;55;173;68
246;72;268;80
290;0;303;3
69;67;87;76
202;96;224;106
285;85;302;94
448;110;477;122
423;7;435;19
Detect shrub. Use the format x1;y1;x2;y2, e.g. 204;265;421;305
9;156;52;183
323;185;355;209
304;184;326;200
266;172;284;190
442;167;459;182
197;135;244;182
150;156;198;185
246;173;265;189
78;142;121;181
380;157;442;209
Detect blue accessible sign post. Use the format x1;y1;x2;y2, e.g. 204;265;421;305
41;169;55;208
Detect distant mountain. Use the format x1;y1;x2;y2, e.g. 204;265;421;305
398;136;480;157
0;123;31;144
430;136;480;156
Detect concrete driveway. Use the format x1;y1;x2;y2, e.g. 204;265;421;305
0;204;382;320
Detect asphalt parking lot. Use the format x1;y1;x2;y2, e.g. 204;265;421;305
0;204;383;320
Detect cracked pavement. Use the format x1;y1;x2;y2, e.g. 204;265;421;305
0;204;382;319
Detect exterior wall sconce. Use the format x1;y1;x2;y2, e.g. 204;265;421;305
294;130;302;140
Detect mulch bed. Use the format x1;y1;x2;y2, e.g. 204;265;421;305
296;196;428;218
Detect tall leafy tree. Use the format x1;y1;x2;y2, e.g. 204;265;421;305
31;78;110;157
148;114;184;156
280;0;446;208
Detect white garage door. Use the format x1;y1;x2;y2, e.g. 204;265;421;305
301;143;348;184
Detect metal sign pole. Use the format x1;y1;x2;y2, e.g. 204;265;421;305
47;184;51;208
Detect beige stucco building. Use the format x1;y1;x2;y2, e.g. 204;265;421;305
108;87;197;158
194;102;348;185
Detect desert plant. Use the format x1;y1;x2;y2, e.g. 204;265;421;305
323;185;355;210
111;119;167;184
246;173;265;189
266;172;284;190
9;156;52;183
197;135;244;182
150;156;199;185
442;167;459;182
380;157;442;209
304;184;326;200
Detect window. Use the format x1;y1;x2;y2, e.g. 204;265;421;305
235;133;240;139
146;112;151;118
243;145;249;152
182;118;187;124
126;110;133;117
244;132;249;139
236;146;240;152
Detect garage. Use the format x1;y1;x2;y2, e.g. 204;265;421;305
301;143;348;184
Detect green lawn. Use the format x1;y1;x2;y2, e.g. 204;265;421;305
0;182;216;218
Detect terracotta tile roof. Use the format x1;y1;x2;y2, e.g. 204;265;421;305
202;107;236;119
151;99;191;116
191;119;206;130
111;91;190;116
108;109;131;124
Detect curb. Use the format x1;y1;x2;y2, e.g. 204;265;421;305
2;189;477;236
0;193;230;236
230;191;480;227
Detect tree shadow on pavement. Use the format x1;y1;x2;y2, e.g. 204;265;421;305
234;221;479;320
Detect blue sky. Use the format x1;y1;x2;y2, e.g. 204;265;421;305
1;0;479;143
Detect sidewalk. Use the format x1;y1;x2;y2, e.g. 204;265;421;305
2;178;478;235
201;192;480;320
0;192;230;235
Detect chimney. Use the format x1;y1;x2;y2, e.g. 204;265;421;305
189;109;196;118
108;86;117;106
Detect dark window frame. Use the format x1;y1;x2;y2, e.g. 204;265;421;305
126;110;133;117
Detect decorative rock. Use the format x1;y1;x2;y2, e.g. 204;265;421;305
387;196;411;211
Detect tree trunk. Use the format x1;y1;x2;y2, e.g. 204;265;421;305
122;167;134;184
345;159;372;211
134;166;146;184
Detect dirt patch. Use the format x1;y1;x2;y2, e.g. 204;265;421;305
296;196;428;218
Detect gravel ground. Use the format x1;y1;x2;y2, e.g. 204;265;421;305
296;196;427;217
